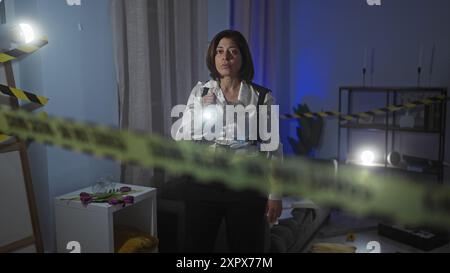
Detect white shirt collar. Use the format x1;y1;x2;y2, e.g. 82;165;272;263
203;80;252;105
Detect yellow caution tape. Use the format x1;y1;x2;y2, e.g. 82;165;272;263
0;85;49;143
1;37;49;142
0;37;48;63
0;84;49;106
0;135;10;142
282;95;448;121
1;105;450;228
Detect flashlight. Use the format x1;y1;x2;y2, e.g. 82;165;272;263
0;23;36;49
17;23;35;44
202;106;217;122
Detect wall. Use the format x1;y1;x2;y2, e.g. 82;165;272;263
208;0;230;41
289;0;450;165
12;0;119;251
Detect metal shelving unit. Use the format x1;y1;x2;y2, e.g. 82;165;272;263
337;86;447;183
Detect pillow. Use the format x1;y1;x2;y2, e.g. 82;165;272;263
118;236;158;253
114;225;158;253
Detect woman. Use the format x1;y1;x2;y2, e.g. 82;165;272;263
177;30;282;253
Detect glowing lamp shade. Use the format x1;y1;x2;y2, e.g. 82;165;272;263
18;23;35;44
0;23;37;49
360;150;375;165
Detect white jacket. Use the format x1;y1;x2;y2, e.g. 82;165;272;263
175;80;283;200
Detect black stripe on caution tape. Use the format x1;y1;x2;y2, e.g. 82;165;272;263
282;95;448;121
0;84;49;106
0;37;48;63
2;105;450;229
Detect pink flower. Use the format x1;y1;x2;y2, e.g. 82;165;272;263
108;198;120;205
120;186;131;193
78;189;135;207
80;192;92;205
123;195;134;204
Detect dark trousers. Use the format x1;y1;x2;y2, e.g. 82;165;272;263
184;181;267;253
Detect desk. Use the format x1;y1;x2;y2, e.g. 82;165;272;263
54;183;157;253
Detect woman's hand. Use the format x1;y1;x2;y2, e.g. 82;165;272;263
266;199;282;224
202;92;216;106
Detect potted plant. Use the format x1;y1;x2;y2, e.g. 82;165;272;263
288;103;324;157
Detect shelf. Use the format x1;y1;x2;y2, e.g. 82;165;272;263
339;86;447;93
338;86;446;183
339;123;441;134
344;160;441;177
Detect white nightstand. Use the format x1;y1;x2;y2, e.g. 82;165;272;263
54;183;157;253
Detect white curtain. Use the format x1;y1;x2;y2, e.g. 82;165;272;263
230;0;277;90
230;0;291;155
111;0;208;187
